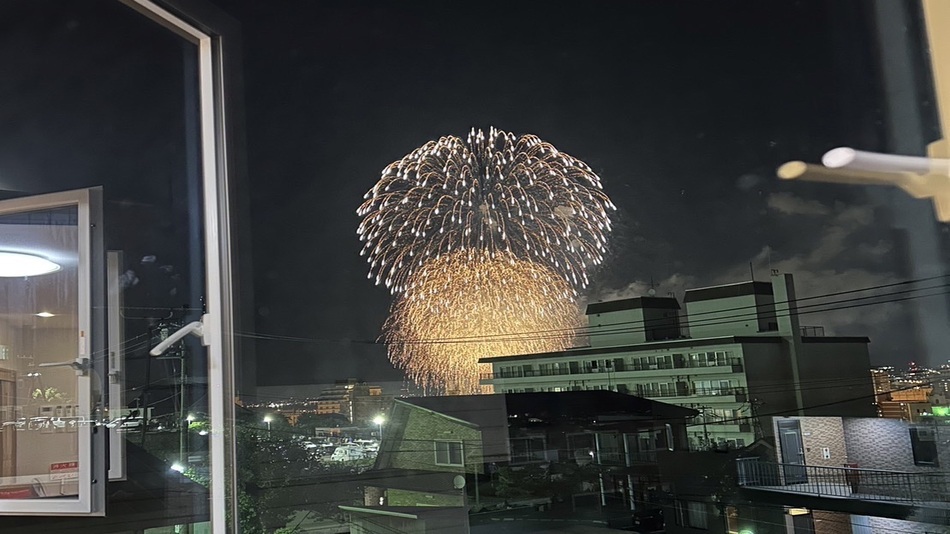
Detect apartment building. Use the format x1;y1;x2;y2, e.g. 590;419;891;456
480;273;876;449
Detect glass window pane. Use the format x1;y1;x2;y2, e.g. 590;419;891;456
0;0;213;524
0;206;80;500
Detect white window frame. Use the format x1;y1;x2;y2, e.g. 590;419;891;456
116;2;240;532
0;188;105;516
106;251;126;481
434;440;465;467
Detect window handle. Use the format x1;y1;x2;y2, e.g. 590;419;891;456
778;147;950;222
38;358;90;376
149;314;211;356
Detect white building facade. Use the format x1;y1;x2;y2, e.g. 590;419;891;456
481;273;876;450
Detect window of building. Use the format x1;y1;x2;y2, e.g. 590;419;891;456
510;437;546;464
910;427;940;466
675;500;709;529
434;441;464;466
694;379;734;396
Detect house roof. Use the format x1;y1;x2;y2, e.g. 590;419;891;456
339;504;468;520
350;467;460;494
402;390;698;427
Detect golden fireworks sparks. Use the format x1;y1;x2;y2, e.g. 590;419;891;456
385;250;583;394
357;127;614;393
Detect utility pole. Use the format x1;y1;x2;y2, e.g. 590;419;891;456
749;398;764;441
699;406;711;450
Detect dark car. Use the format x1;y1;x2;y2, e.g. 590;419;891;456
631;508;664;533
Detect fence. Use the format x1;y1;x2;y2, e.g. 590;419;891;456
736;458;949;504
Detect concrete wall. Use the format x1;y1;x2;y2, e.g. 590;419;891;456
588;308;647;347
641;306;682;342
685;295;764;338
798;341;876;418
742;342;798;438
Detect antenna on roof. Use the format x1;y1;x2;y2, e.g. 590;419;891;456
648;277;657;297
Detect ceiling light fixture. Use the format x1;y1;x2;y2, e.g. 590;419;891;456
0;252;61;277
35;312;55;318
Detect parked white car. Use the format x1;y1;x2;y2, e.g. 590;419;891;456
329;444;366;462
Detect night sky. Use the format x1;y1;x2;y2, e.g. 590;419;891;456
219;0;949;386
3;1;949;389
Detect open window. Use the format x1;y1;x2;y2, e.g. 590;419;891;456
0;188;105;516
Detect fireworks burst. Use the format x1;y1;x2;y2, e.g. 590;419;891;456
357;127;615;393
385;250;583;393
357;126;615;294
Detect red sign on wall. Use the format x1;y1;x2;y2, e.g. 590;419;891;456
50;461;79;481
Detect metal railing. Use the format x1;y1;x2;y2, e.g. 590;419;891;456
480;357;743;380
690;386;746;397
736;458;950;504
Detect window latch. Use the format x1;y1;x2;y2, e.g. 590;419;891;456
38;357;91;376
149;314;212;356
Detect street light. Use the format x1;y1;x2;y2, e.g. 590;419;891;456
263;415;273;432
373;415;385;441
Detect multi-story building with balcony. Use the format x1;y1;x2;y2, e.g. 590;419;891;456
480;273;876;450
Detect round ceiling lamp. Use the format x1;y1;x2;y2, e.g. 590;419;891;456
0;252;61;277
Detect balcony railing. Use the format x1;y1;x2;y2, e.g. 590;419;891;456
481;357;743;380
508;447;655;467
691;386;747;397
736;459;950;504
636;386;747;399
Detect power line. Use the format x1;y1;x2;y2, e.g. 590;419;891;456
235;274;950;347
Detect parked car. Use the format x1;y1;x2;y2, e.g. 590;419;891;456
631;508;664;533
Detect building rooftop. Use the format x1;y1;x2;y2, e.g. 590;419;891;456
402;390;698;425
585;296;680;315
683;280;773;303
